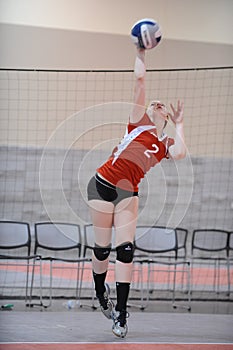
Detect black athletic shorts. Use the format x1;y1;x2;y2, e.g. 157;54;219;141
87;173;138;206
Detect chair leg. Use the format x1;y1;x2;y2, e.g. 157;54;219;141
167;259;172;292
187;261;192;308
75;260;85;307
26;258;35;307
227;258;230;296
76;260;83;303
213;260;218;294
140;262;147;310
38;260;52;309
26;257;41;308
25;259;30;305
47;260;53;308
145;263;151;308
190;259;194;296
173;262;191;312
172;264;177;306
28;257;46;309
39;259;45;308
180;260;186;292
184;261;192;311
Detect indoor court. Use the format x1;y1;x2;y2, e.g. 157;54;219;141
0;0;233;349
0;309;233;348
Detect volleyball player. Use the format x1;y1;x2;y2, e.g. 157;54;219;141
87;47;186;338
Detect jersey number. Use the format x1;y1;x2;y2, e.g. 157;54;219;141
144;144;159;158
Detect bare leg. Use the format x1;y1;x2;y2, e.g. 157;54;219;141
88;200;114;273
114;196;139;282
112;196;139;335
88;199;116;319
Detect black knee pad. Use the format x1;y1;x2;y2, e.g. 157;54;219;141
93;244;111;261
116;241;134;263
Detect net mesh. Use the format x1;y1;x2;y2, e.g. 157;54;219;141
0;67;232;300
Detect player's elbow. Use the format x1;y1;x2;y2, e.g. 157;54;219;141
175;150;186;160
137;76;145;85
174;149;186;160
169;147;186;160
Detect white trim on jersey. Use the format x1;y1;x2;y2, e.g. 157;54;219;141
112;124;156;165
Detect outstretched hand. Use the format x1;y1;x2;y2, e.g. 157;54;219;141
168;100;184;124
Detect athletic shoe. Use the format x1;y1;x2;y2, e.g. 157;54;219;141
112;309;129;338
96;284;115;320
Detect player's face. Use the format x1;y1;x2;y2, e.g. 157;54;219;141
147;101;169;124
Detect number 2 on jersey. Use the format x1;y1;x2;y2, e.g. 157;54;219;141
144;144;159;158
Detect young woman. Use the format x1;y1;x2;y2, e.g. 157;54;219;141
87;47;186;338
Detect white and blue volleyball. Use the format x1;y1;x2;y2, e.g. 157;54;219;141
131;18;162;50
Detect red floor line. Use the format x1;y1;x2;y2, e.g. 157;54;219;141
0;343;233;350
0;264;231;286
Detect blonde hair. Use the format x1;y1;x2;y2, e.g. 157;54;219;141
146;101;169;128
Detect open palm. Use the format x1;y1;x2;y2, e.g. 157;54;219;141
168;100;184;124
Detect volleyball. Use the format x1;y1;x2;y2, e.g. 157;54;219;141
131;18;162;50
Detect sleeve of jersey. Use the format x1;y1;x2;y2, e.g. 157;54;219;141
165;138;175;158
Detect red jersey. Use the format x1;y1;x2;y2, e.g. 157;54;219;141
97;113;174;191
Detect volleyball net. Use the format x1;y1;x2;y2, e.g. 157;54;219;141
0;67;232;301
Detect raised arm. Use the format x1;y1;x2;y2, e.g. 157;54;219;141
167;100;186;160
130;48;146;123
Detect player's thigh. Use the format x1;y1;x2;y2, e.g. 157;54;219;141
114;196;139;246
88;199;114;246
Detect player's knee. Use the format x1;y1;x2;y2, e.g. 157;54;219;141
93;244;111;261
116;241;134;263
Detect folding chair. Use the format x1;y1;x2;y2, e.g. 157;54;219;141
30;222;89;309
227;232;233;295
0;221;39;305
191;229;229;296
134;225;191;310
176;227;188;259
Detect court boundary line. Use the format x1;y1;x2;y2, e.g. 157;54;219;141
1;342;232;345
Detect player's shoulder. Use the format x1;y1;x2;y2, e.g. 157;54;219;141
129;112;154;129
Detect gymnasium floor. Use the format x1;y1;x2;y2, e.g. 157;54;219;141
0;259;233;349
0;300;233;350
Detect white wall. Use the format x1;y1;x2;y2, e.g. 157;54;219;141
0;0;232;231
1;0;233;44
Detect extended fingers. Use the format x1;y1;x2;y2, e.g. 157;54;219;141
171;100;184;113
177;100;184;112
170;103;175;114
